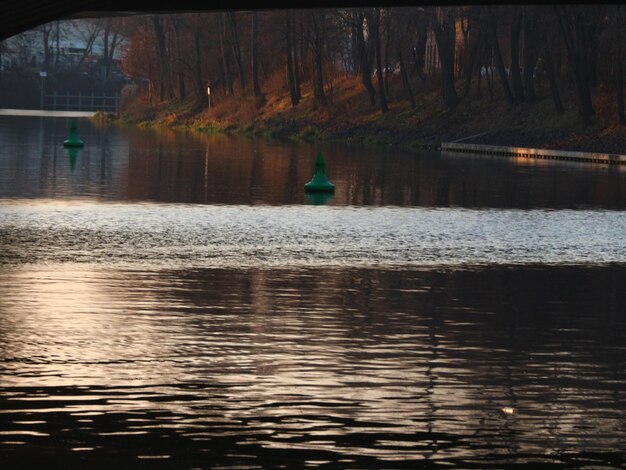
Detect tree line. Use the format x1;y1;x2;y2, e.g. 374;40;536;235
118;5;625;125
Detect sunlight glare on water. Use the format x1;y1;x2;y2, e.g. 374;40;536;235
1;200;624;268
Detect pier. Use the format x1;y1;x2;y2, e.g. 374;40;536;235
441;141;626;165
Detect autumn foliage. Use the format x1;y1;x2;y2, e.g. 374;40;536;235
116;6;625;126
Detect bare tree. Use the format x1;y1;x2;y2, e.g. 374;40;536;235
522;6;539;101
430;6;459;110
194;14;206;101
390;8;416;108
171;16;186;99
365;8;388;113
75;20;102;70
229;11;246;92
509;8;525;102
151;15;173;101
286;10;299;106
341;8;377;106
612;5;625;123
101;18;122;80
461;7;483;97
218;13;233;96
251;11;262;97
538;16;564;115
487;7;514;105
555;5;603;124
308;9;327;104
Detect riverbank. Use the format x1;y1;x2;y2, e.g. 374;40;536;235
114;74;626;155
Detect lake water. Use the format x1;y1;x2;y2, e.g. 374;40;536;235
1;116;625;468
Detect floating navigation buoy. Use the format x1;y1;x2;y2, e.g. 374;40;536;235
304;152;335;193
63;120;84;148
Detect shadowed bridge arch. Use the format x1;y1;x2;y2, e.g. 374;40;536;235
1;0;414;41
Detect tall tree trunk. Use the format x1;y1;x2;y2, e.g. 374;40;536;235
483;45;494;101
616;6;625;124
41;24;51;69
555;6;595;125
431;7;459;110
384;10;391;97
398;47;416;108
194;14;206;101
510;11;525;102
353;9;377;106
106;23;120;80
475;62;482;98
618;56;625;124
412;29;427;80
368;8;388;113
218;13;233;95
102;19;111;79
464;32;481;97
76;25;100;70
540;29;564;115
311;10;326;104
286;10;299;106
293;13;302;99
251;12;262;97
487;10;514;105
297;14;307;85
54;22;60;69
150;16;172;102
228;11;246;92
522;7;538;100
172;17;186;99
351;25;360;75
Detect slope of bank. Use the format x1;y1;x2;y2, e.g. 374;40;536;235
115;75;626;155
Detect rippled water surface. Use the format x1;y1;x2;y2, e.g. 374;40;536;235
1;116;625;468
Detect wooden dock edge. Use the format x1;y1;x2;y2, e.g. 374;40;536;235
440;142;626;165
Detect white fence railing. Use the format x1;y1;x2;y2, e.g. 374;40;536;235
43;92;119;112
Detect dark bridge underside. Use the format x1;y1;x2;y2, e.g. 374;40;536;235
1;0;516;42
0;0;390;41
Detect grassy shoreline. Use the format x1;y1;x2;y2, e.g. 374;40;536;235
108;75;626;155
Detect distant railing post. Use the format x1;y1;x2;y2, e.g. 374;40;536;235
78;92;82;111
66;91;69;111
53;92;57;111
91;92;94;110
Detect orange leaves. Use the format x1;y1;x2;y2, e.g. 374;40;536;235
120;29;157;81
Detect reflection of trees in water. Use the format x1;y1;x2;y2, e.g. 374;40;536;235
157;265;625;453
120;128;626;208
0;265;624;461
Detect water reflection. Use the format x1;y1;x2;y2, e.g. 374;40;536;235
1;115;625;467
65;147;80;171
0;265;624;467
304;192;334;205
0;116;624;208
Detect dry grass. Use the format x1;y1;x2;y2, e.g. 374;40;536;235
119;71;626;153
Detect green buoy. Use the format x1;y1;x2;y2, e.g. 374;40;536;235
305;152;335;193
63;120;84;148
